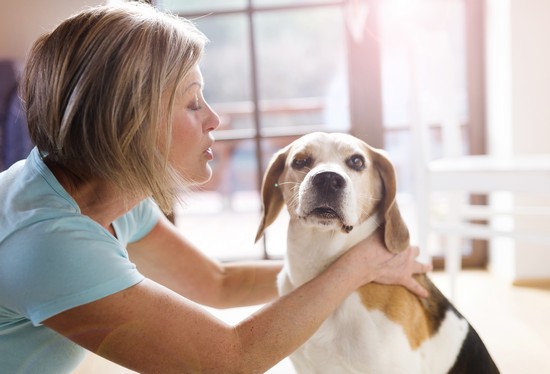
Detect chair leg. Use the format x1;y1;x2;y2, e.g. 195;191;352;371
445;234;462;301
444;191;463;301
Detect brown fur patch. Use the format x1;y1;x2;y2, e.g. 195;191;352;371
358;275;447;350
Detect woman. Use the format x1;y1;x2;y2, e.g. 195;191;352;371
0;3;431;373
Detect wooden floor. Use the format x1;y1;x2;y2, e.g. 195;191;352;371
73;270;550;374
430;271;550;374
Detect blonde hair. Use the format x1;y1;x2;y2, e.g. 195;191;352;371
22;2;207;213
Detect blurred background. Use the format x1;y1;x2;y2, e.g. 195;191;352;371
158;0;476;265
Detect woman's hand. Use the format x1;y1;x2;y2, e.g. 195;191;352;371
370;244;432;298
340;234;433;298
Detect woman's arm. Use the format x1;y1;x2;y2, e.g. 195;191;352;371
127;215;283;308
44;215;430;373
45;241;426;373
128;215;429;306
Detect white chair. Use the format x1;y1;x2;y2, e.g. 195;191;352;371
424;155;550;296
407;49;550;300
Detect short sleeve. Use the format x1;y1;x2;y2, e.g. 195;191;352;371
0;216;144;325
113;198;161;245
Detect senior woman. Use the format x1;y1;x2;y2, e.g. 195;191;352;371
0;3;430;373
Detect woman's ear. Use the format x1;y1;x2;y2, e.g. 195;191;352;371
370;147;410;254
255;147;289;243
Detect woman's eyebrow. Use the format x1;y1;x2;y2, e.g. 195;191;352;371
184;81;203;92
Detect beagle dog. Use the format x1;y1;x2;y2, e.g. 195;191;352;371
256;132;499;374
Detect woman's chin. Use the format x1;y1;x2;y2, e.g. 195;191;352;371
188;169;213;186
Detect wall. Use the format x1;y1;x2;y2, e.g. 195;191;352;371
0;0;107;61
511;0;550;155
485;0;550;282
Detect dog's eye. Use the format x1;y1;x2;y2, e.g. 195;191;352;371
346;154;365;171
292;156;312;170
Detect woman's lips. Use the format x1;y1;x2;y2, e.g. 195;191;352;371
204;147;214;160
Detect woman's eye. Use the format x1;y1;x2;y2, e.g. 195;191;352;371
346;154;365;171
292;156;312;170
188;95;203;111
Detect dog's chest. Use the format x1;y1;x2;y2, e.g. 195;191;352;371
281;223;469;373
290;293;421;373
283;289;469;374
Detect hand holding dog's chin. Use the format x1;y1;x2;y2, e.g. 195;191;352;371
344;236;432;298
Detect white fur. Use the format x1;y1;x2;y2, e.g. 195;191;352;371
280;219;469;373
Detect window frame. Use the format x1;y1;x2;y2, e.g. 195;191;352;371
154;0;487;267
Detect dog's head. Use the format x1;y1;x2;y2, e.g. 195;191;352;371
255;132;409;254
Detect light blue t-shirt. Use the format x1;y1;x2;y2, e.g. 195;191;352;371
0;148;160;373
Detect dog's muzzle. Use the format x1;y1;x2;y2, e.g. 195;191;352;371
304;171;353;233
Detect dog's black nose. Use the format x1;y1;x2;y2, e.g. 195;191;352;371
313;171;346;193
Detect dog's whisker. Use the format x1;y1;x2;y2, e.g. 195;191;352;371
356;194;382;202
288;194;300;207
277;181;299;187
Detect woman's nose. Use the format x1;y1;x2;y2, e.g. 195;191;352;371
205;104;220;132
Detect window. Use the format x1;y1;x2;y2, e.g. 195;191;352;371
156;0;486;266
157;0;350;260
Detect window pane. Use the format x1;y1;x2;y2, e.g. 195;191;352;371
193;15;257;133
207;140;258;193
194;15;251;106
158;0;246;13
378;0;469;197
379;0;468;129
255;8;349;132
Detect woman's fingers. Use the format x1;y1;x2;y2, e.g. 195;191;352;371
414;261;433;275
406;278;430;298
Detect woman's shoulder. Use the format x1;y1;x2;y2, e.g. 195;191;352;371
2;147;98;237
115;198;162;243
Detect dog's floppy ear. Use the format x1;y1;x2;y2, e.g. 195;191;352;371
370;147;410;254
255;146;289;243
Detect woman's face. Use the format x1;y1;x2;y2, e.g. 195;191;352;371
169;66;220;185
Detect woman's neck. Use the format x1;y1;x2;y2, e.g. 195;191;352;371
44;159;140;231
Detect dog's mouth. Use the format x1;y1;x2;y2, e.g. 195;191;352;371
310;207;340;219
307;207;354;233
